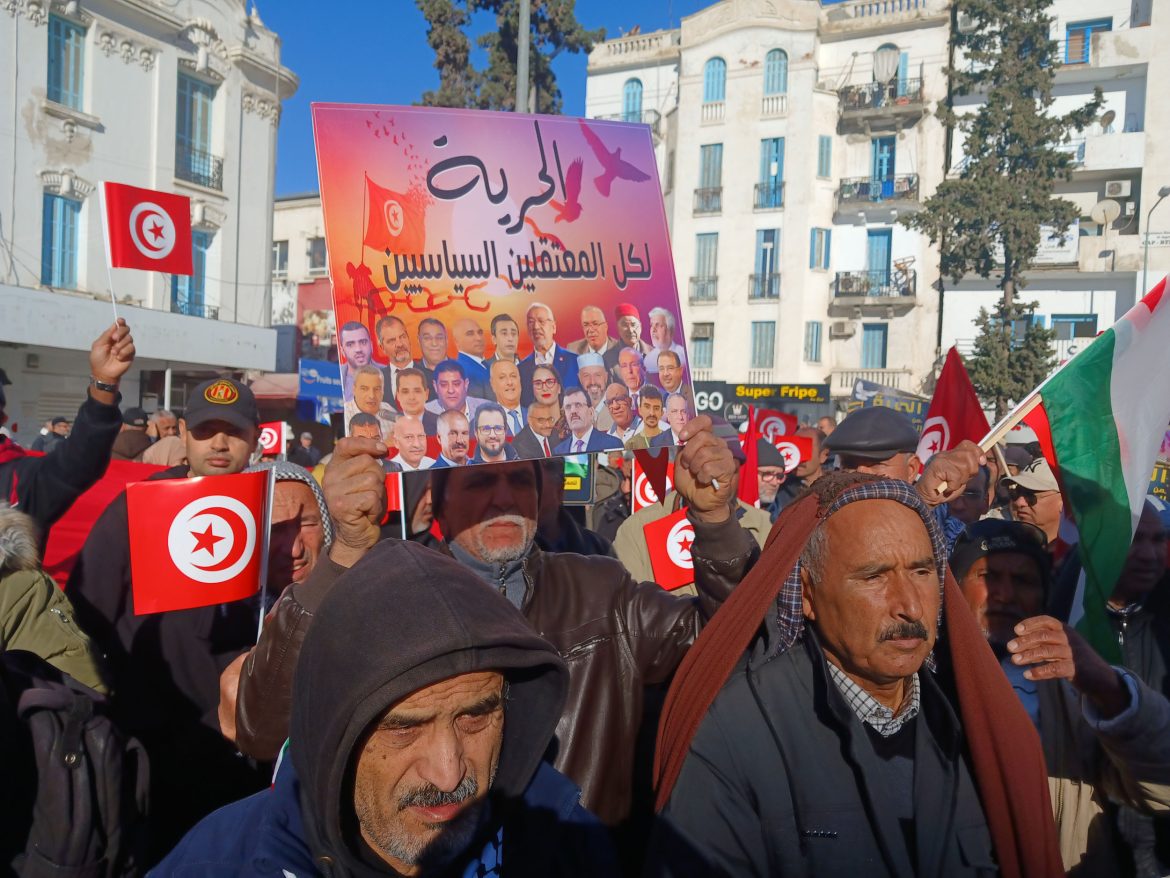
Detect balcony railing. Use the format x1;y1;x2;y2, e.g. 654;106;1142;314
701;101;725;124
689;276;718;303
171;298;219;320
838;77;924;113
761;94;788;117
831;368;912;395
834;269;917;299
176;143;224;191
693;187;723;214
838;174;919;205
596;109;662;128
749;273;781;300
754;182;785;210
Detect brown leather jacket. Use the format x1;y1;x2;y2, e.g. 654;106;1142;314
232;514;756;825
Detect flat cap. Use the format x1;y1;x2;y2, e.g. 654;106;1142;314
823;406;919;460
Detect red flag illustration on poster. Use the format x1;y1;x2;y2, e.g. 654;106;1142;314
102;182;193;275
126;471;269;615
916;347;991;464
644;508;695;591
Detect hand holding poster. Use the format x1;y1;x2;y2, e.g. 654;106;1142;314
313;105;693;466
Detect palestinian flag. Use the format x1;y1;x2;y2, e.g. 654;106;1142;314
1014;277;1170;662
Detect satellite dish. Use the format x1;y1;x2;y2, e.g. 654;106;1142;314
1090;199;1121;226
1101;109;1116;130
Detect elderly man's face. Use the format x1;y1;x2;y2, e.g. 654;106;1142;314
353;670;503;873
563;393;592;435
268;480;326;587
578;366;607;405
802;501;940;702
949;470;990;526
441;415;470;464
581;308;607;349
379;320;413;368
492;320;519;360
154;415;177;438
664;396;689;434
758;467;785;504
650;313;673;349
394;418;428;467
1008;485;1063;541
527;307;556;350
475;411;507;458
490;362;521;408
617;314;643;347
618;350;645;392
435;370;470;412
396;375;428;418
527;405;556;438
639;396;662;429
354;372;384;416
1117;503;1168;602
658;355;682;391
605;385;635;430
440;463;539;563
454;319;485;358
351;422;382;441
342;328;372;368
843;452;919;483
418;322;448;367
958;553;1045;650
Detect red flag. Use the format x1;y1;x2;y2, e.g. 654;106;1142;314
741;406;802;505
738;406;760;506
126;471;268;615
103;182;193;274
258;422;285;456
385;472;402;513
916;347;991;463
772;435;814;474
753;408;799;443
644;508;696;591
364;174;426;256
632;448;671;510
632;455;675;512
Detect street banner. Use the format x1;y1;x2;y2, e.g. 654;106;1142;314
102;182;192;275
847;379;928;432
126;471;269;615
632;453;675;512
916;347;991;464
259;421;285;456
644;508;695;591
313;104;689;462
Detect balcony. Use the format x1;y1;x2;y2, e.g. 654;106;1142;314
831;367;914;397
749;273;781;300
176;144;224;191
821;0;948;36
691;369;713;382
1055;28;1151;82
701;101;724;125
689;276;718;303
761;94;788;118
754;182;785;210
1058;131;1144;174
693;187;722;215
837;78;926;132
172;298;220;320
830;268;917;317
747;370;774;384
594;109;663;139
835;174;920;222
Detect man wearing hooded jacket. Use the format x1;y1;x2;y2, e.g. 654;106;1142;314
155;540;616;876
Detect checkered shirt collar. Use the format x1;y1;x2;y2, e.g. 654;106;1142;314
826;662;921;737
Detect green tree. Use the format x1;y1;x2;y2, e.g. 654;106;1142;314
966;300;1057;416
417;0;603;113
902;0;1101;416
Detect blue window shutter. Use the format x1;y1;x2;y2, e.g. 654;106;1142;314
40;193;54;284
897;52;909;97
824;229;831;268
809;228;816;269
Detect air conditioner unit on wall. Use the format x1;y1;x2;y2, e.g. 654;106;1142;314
1105;180;1132;199
829;321;856;339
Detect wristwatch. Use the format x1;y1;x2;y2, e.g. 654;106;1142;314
90;376;119;393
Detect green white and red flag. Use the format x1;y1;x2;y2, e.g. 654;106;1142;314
994;277;1170;662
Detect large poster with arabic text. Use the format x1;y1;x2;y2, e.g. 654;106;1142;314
312;104;692;470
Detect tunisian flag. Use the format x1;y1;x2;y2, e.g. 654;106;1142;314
127;471;269;615
916;347;991;464
738;406;800;506
644;508;695;591
364;174;426;256
102;182;193;275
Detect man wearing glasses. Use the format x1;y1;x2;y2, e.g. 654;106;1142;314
511;402;559;458
556;388;623;454
603;383;642;446
470;404;518;464
1001;458;1064;545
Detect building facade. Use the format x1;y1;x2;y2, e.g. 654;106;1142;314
0;0;296;441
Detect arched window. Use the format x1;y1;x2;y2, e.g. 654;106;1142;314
622;78;643;122
703;57;726;103
764;49;788;95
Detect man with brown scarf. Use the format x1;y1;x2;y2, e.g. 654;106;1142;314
648;471;1065;878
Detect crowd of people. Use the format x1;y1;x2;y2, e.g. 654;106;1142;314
0;317;1167;877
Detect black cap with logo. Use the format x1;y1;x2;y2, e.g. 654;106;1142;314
185;378;259;433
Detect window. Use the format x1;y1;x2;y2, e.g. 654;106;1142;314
40;192;81;288
696;144;723;213
308;236;327;273
691;324;714;369
272;240;289;277
750;322;776;370
176;73;220;189
703;58;726;103
809;228;831;270
1065;18;1112;64
172;230;213;317
817;135;832;178
861;323;888;369
752;229;780;299
664;150;675;193
764;49;788;95
48;15;85;110
1051;314;1097;340
692;233;718;301
622;79;643;122
803;321;822;363
757;137;784;208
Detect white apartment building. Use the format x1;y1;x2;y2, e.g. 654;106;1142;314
0;0;296;442
270;192;327;325
585;0;1170;403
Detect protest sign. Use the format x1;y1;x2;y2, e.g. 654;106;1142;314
313;104;689;466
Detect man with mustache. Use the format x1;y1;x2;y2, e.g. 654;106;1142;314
159;541;616;876
950;518;1170;875
376;316;415;406
431;410;471;468
469;404;518;464
555;387;623;454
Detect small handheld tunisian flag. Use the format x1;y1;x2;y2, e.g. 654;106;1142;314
772;434;814;474
644;508;695;591
632;449;674;512
916;347;991;464
102;182;193;275
127;471;269;615
258;421;285;456
739;406;800;506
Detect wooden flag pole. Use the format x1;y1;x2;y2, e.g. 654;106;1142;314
934;391;1043;496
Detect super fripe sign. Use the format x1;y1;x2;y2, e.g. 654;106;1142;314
312;104;691;467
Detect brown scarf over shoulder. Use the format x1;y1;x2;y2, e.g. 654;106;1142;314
654;473;1064;878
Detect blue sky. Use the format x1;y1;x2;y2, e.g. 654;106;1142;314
263;1;712;195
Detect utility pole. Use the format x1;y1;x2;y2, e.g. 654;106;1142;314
515;0;531;113
1141;185;1170;295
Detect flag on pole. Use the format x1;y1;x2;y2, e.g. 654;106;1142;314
644;508;696;591
102;182;193;275
772;435;814;474
1003;277;1170;662
739;406;800;506
258;421;285;456
127;471;269;615
632;448;672;511
917;347;991;464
